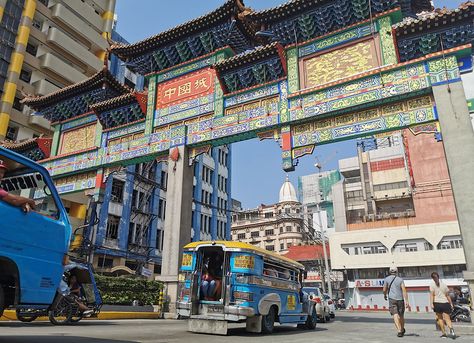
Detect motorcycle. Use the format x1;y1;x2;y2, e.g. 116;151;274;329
450;303;471;323
16;261;102;325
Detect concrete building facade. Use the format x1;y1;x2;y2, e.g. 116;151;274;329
92;145;232;277
330;129;466;311
298;170;341;233
0;0;116;141
231;177;309;254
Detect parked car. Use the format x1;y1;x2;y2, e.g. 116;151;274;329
323;293;336;318
302;287;331;322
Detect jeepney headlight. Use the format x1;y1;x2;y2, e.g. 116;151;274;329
233;291;253;302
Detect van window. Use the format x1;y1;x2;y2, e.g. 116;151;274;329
263;261;296;281
0;153;59;218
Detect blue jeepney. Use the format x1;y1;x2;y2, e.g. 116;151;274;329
0;147;72;317
177;241;317;335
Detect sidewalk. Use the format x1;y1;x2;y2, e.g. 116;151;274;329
0;305;162;321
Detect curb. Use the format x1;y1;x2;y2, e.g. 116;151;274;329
1;310;162;321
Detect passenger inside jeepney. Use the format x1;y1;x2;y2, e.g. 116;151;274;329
0;159;36;212
200;252;223;301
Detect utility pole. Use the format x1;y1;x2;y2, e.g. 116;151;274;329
316;201;333;299
314;161;333;299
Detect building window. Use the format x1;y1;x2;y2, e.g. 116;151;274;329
111;179;124;203
26;42;38;56
38;0;49;7
97;257;113;268
31;17;43;30
106;215;120;239
251;231;259;238
279;227;283;233
286;226;292;232
20;68;32;83
265;229;274;236
160;171;167;190
280;243;285;250
264;213;273;218
12;96;23;111
438;236;463;250
266;245;274;251
394;243;418;252
237;233;245;240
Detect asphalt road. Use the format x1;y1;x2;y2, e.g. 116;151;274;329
0;311;470;343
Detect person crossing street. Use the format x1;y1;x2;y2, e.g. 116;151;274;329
383;266;410;338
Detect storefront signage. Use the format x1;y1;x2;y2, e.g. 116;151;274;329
355;279;385;288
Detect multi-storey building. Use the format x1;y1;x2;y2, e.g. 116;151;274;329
93;145;232;276
0;0;116;141
330;129;466;311
298;170;341;233
231;177;308;254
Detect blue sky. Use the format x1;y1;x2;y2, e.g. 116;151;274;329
115;0;462;209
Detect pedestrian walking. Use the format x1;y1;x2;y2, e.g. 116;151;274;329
430;272;456;339
383;266;410;337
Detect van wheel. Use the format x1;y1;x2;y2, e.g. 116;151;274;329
0;287;4;317
305;307;317;330
262;306;276;334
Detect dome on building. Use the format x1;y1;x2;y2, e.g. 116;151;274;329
279;176;298;203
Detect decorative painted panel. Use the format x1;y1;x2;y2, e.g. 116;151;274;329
225;83;279;107
377;16;397;65
290;62;429;122
214;52;226;117
287;47;299;93
298;24;374;58
59;124;97;155
427;56;461;86
156;56;216;83
107;122;146;140
156;68;215;109
145;75;157;135
54;172;97;194
302;39;378;88
291;95;437;148
61;114;97;131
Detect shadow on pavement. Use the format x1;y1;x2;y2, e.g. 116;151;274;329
336;315;433;325
0;337;134;343
227;325;328;336
0;321;119;328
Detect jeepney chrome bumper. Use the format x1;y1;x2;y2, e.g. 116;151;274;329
177;302;255;320
225;305;255;317
177;301;191;317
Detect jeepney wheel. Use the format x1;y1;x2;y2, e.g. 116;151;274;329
16;309;38;322
48;296;73;325
305;307;318;330
262;306;276;334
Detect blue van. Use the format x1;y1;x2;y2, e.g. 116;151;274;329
0;147;71;317
177;241;317;335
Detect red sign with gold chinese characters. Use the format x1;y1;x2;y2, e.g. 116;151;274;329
156;68;215;109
